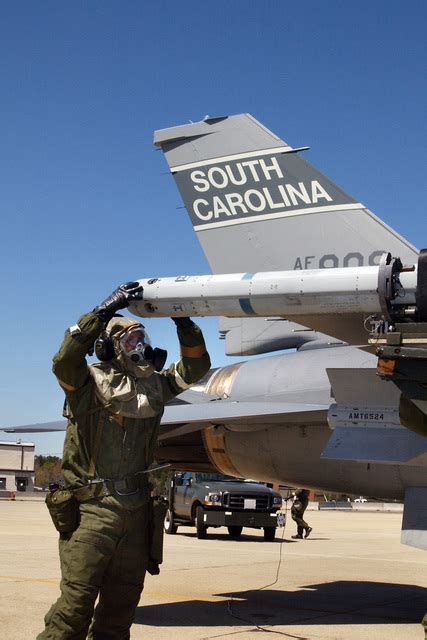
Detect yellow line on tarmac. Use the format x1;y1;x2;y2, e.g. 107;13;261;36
0;575;235;602
0;575;58;585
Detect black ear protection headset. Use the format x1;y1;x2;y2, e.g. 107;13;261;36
94;320;168;372
95;330;116;362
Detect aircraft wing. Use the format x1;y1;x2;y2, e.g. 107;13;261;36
1;401;328;435
0;420;67;433
160;400;328;438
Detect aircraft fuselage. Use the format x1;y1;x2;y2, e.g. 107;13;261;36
157;345;427;500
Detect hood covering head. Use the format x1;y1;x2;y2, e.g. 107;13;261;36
89;316;163;418
105;316;155;378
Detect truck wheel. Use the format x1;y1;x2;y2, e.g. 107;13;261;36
164;509;178;534
228;526;243;538
195;506;208;539
264;527;276;542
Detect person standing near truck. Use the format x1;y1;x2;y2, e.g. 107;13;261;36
37;282;210;640
291;489;312;539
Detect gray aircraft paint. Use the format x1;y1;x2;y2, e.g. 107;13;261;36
152;113;427;549
3;115;426;550
217;316;343;356
155;113;418;354
325;369;427;464
154;114;286;167
155;114;417;277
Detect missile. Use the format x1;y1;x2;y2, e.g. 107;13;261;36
129;255;418;322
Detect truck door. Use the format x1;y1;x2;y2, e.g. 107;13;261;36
173;472;193;517
183;473;196;509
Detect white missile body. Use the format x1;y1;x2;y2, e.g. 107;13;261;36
129;266;417;319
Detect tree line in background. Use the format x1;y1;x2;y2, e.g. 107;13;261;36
35;455;62;488
35;455;173;496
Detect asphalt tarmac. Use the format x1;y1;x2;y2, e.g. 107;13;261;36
0;498;426;640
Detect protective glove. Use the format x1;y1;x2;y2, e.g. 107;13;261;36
171;317;195;329
93;281;143;322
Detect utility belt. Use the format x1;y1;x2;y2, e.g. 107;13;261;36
46;472;151;533
45;464;169;533
73;474;151;503
45;478;168;576
45;473;151;534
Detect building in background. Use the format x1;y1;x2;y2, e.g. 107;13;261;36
0;441;35;493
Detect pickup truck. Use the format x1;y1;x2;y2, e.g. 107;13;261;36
164;471;283;540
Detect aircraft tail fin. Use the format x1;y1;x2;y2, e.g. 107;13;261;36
154;114;417;274
154;114;418;353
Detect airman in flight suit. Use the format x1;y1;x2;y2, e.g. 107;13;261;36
37;282;211;640
291;488;312;539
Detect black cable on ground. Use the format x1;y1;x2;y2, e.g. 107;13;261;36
225;500;310;639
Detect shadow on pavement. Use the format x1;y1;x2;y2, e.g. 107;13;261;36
176;531;330;543
135;580;426;630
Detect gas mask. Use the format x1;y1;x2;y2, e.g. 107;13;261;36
119;325;167;372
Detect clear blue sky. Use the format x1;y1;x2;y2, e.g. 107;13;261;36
1;1;426;455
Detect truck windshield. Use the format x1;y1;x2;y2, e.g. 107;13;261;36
196;473;238;482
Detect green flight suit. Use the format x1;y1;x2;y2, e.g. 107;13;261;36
37;312;210;640
291;489;310;537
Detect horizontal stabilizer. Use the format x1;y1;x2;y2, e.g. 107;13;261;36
218;317;342;356
402;487;427;550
